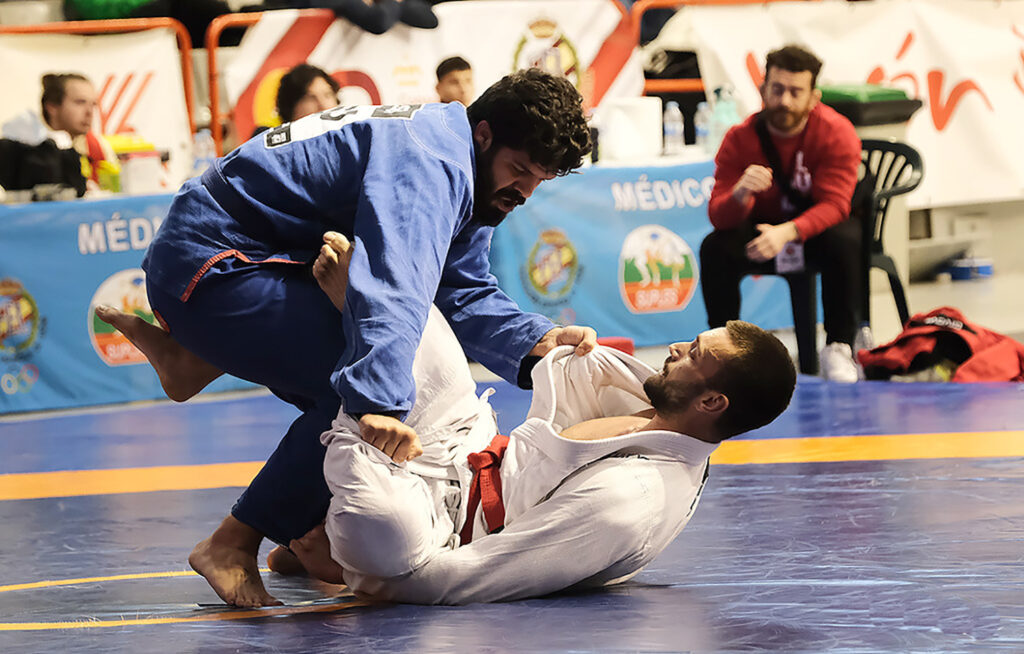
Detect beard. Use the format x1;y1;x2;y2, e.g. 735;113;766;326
766;105;810;133
643;372;706;416
472;148;526;228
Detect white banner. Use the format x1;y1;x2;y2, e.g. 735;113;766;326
648;0;1024;209
0;29;193;187
224;0;643;140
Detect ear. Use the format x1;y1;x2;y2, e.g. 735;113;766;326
473;119;493;152
696;391;729;418
810;87;822;109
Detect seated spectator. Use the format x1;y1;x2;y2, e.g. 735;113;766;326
435;56;474;105
251;64;341;138
1;72;118;195
699;45;863;382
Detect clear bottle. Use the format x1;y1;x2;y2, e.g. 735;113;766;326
662;100;685;156
191;128;217;178
693;101;713;155
709;85;742;154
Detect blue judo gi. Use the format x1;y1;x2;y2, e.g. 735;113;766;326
143;102;554;543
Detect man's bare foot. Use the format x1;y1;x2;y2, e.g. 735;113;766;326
189;515;282;608
311;231;353;314
95;305;223;402
290;524;346;585
267;545;307;576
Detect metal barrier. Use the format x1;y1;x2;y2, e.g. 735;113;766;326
0;17;196;134
629;0;819;96
205;9;333;156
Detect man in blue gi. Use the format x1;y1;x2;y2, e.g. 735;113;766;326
97;69;595;607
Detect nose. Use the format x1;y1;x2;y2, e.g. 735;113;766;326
668;342;686;359
517;175;542;199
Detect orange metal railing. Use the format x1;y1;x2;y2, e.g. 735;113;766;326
0;18;196;135
205;9;334;155
630;0;819;96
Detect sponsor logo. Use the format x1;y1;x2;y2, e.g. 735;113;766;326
619;225;698;314
0;278;43;358
514;17;581;89
88;269;158;366
265;124;292;148
522;229;580;304
1;363;39;395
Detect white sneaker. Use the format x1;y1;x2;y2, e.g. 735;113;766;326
820;342;860;383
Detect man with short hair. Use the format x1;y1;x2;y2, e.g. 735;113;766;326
699;45;862;382
40;72;119;188
435;56;475;106
98;68;594;607
282;281;795;604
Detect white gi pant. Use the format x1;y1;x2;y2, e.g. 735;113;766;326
320;307;496;579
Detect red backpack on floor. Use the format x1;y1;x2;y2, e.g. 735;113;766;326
857;306;1024;382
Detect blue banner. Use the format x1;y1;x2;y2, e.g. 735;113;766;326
0;195;257;414
490;160;792;347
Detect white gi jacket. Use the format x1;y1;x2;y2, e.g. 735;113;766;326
322;309;717;605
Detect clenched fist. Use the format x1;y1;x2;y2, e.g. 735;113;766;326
732;165;773;204
358;413;423;462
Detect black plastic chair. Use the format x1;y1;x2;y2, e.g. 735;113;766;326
784;138;924;374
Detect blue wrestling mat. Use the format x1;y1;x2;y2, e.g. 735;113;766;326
1;378;1023;651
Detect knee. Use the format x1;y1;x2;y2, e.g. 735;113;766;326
324;506;425;578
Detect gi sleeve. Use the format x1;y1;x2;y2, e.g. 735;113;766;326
331;136;471;419
434;223;555;386
344;461;658;605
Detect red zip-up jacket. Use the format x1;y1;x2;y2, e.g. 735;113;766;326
708;103;860;240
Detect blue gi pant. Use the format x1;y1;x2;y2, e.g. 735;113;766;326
148;258;345;545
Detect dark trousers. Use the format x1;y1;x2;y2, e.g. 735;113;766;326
148;260;342;545
699;218;862;346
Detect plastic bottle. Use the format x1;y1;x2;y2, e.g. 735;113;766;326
191;128;217;178
693;101;712;155
662;100;685;156
709;85;742;154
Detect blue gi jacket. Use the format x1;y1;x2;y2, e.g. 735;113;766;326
144;102;554;418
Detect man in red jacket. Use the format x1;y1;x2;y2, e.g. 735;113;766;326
699;45;862;382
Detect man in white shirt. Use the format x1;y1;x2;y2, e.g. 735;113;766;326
279;240;797;604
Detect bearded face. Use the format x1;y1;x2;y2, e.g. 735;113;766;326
760;67;818;135
643;371;707;417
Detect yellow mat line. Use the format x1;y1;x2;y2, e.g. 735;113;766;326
2;431;1022;501
711;430;1024;465
0;570;201;593
0;600;366;631
0;461;263;501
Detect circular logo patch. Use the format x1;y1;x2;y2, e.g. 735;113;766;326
88;269;158;366
513;18;581;89
618;225;698;314
0;278;41;357
524;228;579;303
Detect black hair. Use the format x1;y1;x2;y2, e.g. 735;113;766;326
764;45;824;88
276;63;340;123
436;56;471;82
466;68;591;176
41;73;89;127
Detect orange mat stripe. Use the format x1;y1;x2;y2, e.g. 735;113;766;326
2;431;1022;501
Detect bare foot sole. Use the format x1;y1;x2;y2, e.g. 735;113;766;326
189;537;282;608
312;231;353;314
95;305;222;402
267;545;307;576
290;525;346;585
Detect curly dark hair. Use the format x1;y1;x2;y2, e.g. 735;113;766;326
276;63;340;123
765;45;823;88
466;68;591;176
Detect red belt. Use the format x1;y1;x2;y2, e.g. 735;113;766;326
459;434;510;546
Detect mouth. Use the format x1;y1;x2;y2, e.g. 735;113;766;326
495;194;524;213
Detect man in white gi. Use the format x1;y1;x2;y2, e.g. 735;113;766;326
281;275;796;604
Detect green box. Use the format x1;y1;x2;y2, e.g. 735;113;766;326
819;84;922;126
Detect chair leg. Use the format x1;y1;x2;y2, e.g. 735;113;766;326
786;273;819;375
872;254;911;327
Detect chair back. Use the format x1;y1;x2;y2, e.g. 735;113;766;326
858;139;924;252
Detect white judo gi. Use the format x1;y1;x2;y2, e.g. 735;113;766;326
321;308;718;605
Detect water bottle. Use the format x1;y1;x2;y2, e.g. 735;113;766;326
662;100;685;156
693;101;712;155
191;128;217;178
709;85;742;154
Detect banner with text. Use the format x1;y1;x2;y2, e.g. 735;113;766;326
224;0;642;140
489;160;792;347
0;195;256;414
650;0;1024;208
0;30;193;187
